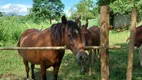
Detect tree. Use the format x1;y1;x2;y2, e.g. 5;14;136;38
0;12;4;17
109;0;133;14
97;0;142;22
96;0;116;6
70;0;95;20
31;0;64;24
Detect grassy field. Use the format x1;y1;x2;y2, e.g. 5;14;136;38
0;29;142;80
0;16;142;80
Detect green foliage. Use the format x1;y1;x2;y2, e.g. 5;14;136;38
109;0;142;23
70;0;95;20
0;16;51;45
135;0;142;22
96;0;116;6
0;16;26;42
110;0;133;14
31;0;64;24
0;12;4;17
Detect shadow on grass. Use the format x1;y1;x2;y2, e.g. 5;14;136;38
21;53;101;80
33;68;63;80
1;43;141;80
109;43;142;80
58;52;101;80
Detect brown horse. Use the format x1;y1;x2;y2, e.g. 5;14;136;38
17;16;88;80
80;19;100;75
126;24;142;48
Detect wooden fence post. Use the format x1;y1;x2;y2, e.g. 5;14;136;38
100;6;110;80
126;7;137;80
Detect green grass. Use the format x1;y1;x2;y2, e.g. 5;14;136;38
0;30;142;80
0;17;142;80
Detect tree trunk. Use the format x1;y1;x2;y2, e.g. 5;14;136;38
100;6;110;80
126;7;137;80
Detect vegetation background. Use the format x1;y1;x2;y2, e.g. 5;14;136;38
0;0;142;80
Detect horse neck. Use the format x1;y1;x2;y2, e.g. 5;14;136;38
62;28;70;48
51;29;66;46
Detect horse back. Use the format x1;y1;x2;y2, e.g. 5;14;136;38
135;25;142;47
88;26;100;46
17;28;58;64
17;28;41;47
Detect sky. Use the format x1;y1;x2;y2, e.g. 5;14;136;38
0;0;80;16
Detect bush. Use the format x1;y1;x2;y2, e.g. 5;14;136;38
0;16;51;45
0;16;26;42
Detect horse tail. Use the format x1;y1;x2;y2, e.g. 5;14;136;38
17;40;20;47
17;37;22;54
126;37;130;42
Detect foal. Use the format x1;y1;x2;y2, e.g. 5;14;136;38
80;19;100;75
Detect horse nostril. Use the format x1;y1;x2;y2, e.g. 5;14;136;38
78;43;85;50
79;55;82;60
78;46;84;50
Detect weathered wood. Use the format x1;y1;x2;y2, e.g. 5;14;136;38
85;46;120;49
100;6;110;80
0;47;66;50
0;45;121;50
126;7;137;80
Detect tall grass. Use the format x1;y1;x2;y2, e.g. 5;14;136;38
0;16;51;47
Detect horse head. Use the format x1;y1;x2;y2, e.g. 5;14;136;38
62;16;89;73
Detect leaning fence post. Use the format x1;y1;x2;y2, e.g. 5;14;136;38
100;5;110;80
126;7;137;80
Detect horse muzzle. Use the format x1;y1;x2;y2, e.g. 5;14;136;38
76;51;89;73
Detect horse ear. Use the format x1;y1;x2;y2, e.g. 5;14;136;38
85;19;88;29
62;15;67;25
75;19;78;24
75;16;81;26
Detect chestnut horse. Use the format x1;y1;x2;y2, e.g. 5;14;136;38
17;16;88;80
80;19;100;75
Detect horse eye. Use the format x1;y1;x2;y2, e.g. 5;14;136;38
68;34;72;40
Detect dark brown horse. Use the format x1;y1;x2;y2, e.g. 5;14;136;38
80;19;100;75
17;16;88;80
127;24;142;48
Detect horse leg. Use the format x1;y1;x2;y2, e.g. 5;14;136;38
140;50;142;67
31;64;35;80
89;49;92;75
23;59;30;80
93;49;97;63
40;64;46;80
53;64;61;80
97;49;100;60
93;49;100;62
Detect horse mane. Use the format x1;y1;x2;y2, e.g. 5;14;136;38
51;23;65;46
50;20;81;46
